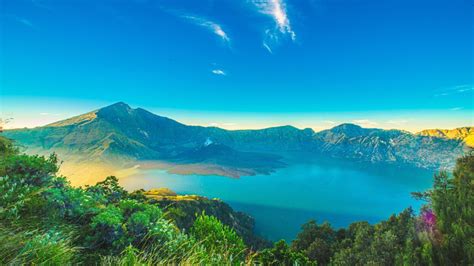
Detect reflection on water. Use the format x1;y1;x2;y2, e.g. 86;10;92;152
119;158;433;241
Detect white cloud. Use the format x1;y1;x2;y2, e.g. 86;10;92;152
450;107;463;111
323;120;336;124
352;119;378;128
252;0;295;40
182;15;230;44
252;0;296;52
211;69;226;76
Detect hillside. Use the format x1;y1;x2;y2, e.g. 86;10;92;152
2;102;468;175
143;188;270;249
418;127;474;147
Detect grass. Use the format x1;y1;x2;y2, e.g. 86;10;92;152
0;224;79;265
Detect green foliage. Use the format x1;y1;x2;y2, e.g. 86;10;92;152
292;220;335;264
190;212;246;263
156;194;270;250
2;153;59;186
43;179;103;224
256;240;312;265
0;135;18;161
16;231;77;265
86;176;128;204
289;211;428;265
0;226;77;265
0;152;59;220
428;153;474;264
90;205;125;249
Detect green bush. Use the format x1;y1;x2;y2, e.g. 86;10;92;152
86;176;128;204
90;205;125;250
190;212;246;263
256;240;312;265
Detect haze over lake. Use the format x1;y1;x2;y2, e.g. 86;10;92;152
120;157;433;241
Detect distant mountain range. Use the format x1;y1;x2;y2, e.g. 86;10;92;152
3;102;470;177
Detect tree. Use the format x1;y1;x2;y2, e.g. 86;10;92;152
257;240;312;265
429;153;474;264
0;151;59;220
90;205;125;250
292;220;335;264
86;176;128;204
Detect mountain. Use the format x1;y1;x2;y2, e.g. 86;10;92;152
3;102;469;177
315;124;467;169
418;127;474;148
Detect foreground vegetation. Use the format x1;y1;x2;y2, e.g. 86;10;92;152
0;136;472;265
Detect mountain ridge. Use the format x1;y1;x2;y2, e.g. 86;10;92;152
3;102;470;176
418;127;474;147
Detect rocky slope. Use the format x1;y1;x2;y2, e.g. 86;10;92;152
418;127;474;148
315;124;467;169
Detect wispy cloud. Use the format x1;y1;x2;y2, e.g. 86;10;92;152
352;119;378;128
211;69;226;76
251;0;296;53
18;18;33;27
450;107;463;111
4;14;37;29
182;15;230;44
434;84;474;97
263;42;273;54
10;16;36;29
252;0;295;40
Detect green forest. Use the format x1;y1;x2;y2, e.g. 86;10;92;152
0;135;472;265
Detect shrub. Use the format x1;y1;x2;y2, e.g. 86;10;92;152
90;205;125;250
191;212;246;263
86;176;128;204
256;240;312;265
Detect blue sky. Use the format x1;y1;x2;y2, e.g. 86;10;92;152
1;0;472;131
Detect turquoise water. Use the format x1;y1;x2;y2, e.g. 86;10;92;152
119;159;434;241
